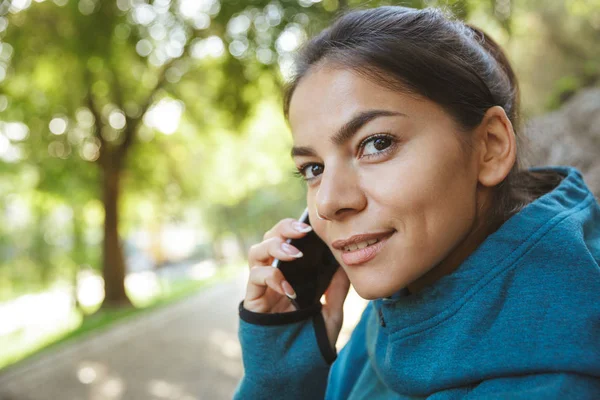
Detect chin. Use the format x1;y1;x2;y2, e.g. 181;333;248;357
351;280;399;300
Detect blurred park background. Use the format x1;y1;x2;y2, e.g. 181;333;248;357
0;0;599;399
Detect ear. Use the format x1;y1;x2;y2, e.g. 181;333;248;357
476;106;517;187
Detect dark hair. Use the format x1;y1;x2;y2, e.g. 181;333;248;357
283;6;563;230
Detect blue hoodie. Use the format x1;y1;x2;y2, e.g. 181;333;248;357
234;166;600;399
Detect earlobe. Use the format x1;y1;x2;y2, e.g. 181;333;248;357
477;106;517;187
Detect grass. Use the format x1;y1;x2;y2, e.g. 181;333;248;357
0;262;242;372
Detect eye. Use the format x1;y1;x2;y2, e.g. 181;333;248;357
296;163;324;181
360;134;394;157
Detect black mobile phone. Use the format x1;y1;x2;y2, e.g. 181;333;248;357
271;208;339;310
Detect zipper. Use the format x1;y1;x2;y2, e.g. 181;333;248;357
378;307;386;327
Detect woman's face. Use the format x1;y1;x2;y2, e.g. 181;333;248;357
288;67;486;299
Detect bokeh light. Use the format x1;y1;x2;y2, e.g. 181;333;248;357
191;36;224;59
108;110;126;130
143;98;184;135
49;116;68;135
9;0;32;13
4;122;29;141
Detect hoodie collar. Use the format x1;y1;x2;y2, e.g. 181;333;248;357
377;166;594;337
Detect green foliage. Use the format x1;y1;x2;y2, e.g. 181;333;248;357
546;75;582;110
0;0;599;300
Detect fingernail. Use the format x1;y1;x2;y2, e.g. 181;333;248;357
292;222;312;233
282;281;296;299
282;243;303;258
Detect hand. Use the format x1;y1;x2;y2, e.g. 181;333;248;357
321;267;351;349
243;218;351;348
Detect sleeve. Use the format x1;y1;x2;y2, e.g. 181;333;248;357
233;301;337;400
462;373;600;399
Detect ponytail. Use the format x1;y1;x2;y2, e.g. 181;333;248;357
285;7;566;230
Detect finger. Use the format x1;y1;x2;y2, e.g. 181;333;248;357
248;237;305;267
271;294;298;313
263;218;313;241
246;265;296;302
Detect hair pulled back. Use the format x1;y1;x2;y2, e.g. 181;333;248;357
284;6;562;228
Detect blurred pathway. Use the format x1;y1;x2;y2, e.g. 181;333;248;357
0;273;247;400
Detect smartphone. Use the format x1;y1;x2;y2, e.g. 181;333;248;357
271;208;339;310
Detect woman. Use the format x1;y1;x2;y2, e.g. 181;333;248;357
234;6;600;399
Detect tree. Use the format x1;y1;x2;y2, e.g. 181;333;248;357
2;0;559;308
0;0;351;308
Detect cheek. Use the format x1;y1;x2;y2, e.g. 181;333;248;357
361;154;436;213
365;137;476;239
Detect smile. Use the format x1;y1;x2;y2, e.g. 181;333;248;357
333;230;395;266
343;238;379;252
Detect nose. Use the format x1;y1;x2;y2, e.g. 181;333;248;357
315;162;367;221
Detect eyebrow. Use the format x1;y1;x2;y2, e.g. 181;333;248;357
290;109;407;158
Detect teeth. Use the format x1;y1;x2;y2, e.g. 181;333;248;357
343;238;379;252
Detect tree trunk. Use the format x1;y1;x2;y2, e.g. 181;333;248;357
100;151;132;308
71;205;85;315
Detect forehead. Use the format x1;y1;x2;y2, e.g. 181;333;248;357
288;67;432;140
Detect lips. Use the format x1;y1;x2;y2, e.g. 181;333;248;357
332;230;395;266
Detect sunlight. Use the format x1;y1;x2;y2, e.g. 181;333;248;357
4;121;29;141
77;361;107;385
0;17;8;33
209;330;241;359
136;39;153;57
125;271;161;303
100;377;124;398
108;110;126;130
227;14;251;36
4;194;31;228
49;116;68;135
0;286;74;337
77;361;125;400
78;366;98;384
9;0;32;13
191;36;224;59
147;379;198;400
132;4;156;26
161;225;197;260
77;271;105;307
208;330;243;379
276;24;306;53
0;133;8;155
143;98;184;135
188;260;217;280
179;0;215;18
